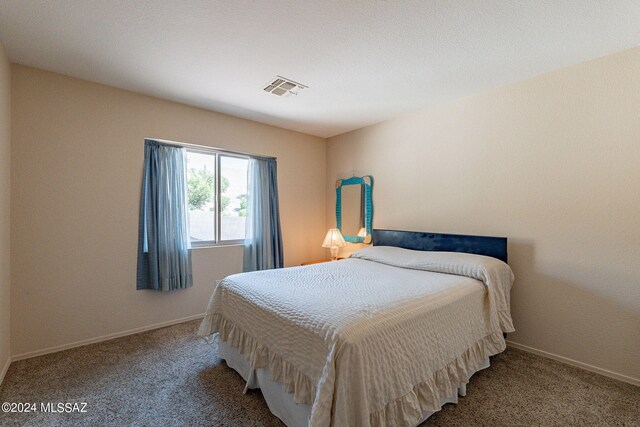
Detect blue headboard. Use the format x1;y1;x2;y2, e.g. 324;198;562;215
372;229;508;263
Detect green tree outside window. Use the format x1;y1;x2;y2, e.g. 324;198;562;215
187;169;230;212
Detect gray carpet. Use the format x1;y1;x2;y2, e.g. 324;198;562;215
1;320;638;426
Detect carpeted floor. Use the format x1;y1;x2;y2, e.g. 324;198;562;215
1;321;638;426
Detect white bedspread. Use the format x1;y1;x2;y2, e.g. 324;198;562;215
199;247;515;427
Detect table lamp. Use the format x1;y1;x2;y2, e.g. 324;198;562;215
322;228;347;260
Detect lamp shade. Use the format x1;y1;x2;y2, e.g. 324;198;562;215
322;228;347;248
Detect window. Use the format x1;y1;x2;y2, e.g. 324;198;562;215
186;149;249;246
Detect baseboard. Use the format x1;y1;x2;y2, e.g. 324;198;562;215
506;340;639;387
9;319;637;387
11;314;205;362
0;355;10;386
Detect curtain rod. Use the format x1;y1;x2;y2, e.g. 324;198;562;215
146;137;277;160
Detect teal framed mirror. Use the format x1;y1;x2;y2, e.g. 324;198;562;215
336;175;373;243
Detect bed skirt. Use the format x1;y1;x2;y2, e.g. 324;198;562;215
217;338;491;427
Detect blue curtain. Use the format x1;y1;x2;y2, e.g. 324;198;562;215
243;158;284;271
137;140;193;291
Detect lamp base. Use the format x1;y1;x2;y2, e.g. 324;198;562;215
330;246;339;260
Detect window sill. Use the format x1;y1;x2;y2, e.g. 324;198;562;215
191;241;245;250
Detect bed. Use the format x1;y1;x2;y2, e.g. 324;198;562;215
198;229;515;427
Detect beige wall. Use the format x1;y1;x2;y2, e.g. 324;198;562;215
10;65;326;357
327;48;640;382
0;41;10;378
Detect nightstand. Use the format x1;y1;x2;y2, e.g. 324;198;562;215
300;258;345;266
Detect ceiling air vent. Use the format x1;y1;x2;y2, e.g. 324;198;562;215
263;76;308;97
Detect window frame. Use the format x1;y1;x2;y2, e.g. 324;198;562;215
186;147;250;248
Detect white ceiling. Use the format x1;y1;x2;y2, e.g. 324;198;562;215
1;1;639;138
